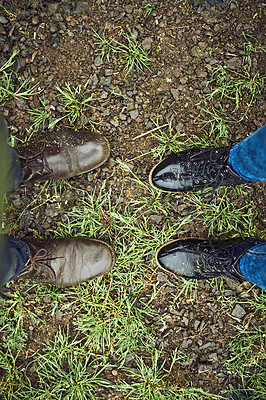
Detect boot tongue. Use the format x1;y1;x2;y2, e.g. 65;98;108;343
23;237;55;258
211;238;255;280
21;239;57;281
19;150;53;183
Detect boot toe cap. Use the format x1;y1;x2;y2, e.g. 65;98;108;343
156;247;197;278
156;239;203;278
80;132;110;172
149;156;192;192
54;238;115;286
83;239;116;280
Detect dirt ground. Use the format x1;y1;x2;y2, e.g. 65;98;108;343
0;0;265;398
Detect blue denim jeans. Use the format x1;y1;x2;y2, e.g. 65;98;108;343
229;124;266;182
229;127;266;289
239;243;266;290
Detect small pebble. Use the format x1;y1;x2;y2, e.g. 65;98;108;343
94;56;102;67
231;304;246;319
157;272;168;282
0;16;8;24
55;310;63;320
129;110;139;119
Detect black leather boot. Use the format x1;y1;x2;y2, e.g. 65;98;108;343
156;237;262;280
149;147;248;199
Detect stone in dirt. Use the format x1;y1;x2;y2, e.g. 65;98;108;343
142;37;153;51
231;304;246;319
157;272;168;282
129;110;139;119
150;214;163;224
198;364;213;373
171;88;179;102
0;16;8;24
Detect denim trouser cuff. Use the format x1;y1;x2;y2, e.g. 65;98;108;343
239;242;266;290
229;124;266;182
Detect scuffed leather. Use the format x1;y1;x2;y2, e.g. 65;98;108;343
18;237;115;286
17;129;110;184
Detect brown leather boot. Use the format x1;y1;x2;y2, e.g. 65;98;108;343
16;129;110;184
17;237;115;286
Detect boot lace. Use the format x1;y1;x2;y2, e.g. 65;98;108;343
199;237;243;279
18;143;53;177
191;148;230;199
21;245;59;281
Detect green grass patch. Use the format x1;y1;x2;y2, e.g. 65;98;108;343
206;65;264;114
148;118;217;160
225;323;266;400
184;186;258;236
0;51;39;105
22;327;112;399
242;33;266;69
119;349;221;399
93;28;151;75
55;82;98;129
